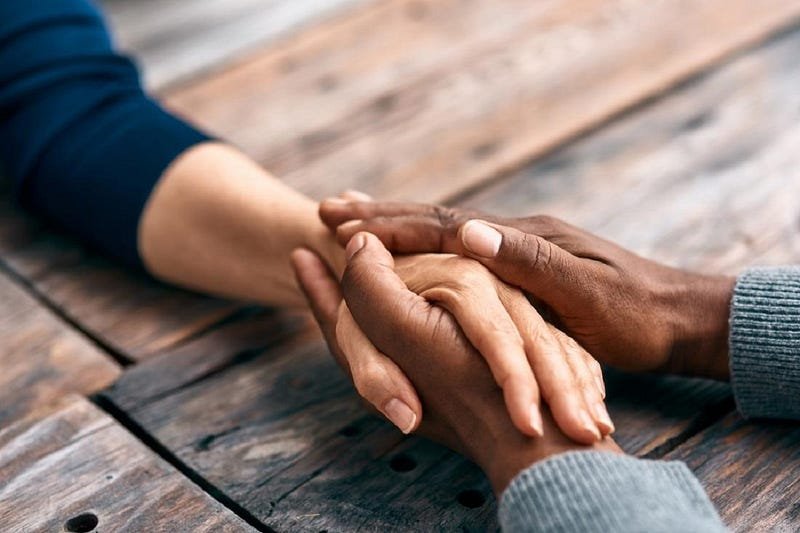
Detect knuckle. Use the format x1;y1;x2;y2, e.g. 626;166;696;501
520;233;553;271
441;257;491;289
352;361;388;400
432;205;461;228
528;214;561;234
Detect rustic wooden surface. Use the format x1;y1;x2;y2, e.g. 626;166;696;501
100;0;370;90
0;396;253;532
0;252;119;426
164;0;800;201
2;0;800;531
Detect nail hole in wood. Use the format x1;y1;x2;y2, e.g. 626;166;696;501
64;512;98;532
389;453;417;472
457;489;486;509
339;425;360;437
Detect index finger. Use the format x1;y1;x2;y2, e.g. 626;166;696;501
320;200;440;230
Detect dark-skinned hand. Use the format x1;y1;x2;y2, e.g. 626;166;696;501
319;198;736;380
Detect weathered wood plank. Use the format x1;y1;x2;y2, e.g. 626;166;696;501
461;30;800;273
100;0;369;90
0;396;253;532
106;308;310;412
0;263;119;426
100;15;800;532
165;0;800;203
665;414;800;532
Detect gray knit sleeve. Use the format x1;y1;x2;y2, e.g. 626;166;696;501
730;266;800;419
499;451;725;533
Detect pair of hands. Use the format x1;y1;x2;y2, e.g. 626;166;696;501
292;197;736;489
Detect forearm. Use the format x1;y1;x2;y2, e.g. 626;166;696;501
139;142;344;307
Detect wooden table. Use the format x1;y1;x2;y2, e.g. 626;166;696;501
3;1;800;531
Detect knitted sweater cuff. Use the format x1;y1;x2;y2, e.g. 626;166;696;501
730;266;800;419
499;451;725;533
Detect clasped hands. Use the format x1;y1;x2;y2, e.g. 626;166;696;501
291;196;735;492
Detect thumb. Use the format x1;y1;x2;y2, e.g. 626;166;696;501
290;248;348;373
456;220;584;305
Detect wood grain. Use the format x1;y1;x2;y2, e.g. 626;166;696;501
165;0;800;203
0;396;252;532
665;413;800;532
106;308;310;412
100;0;368;90
0;264;119;426
100;14;800;532
461;26;800;273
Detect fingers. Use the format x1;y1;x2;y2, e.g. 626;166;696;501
457;220;590;306
320;199;440;230
290;248;348;372
422;275;543;437
501;290;604;444
334;215;462;252
548;325;613;436
336;305;422;434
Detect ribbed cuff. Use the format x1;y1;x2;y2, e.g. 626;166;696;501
730;266;800;419
499;451;725;533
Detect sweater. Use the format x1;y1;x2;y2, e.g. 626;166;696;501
0;0;209;268
500;266;800;532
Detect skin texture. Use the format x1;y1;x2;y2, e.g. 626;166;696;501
348;252;610;442
138;149;608;441
319;199;737;380
139;142;346;307
292;233;621;494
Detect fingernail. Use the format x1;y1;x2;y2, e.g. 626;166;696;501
462;220;502;258
341;190;373;202
594;402;615;435
345;233;367;261
530;405;544;436
385;398;417;434
580;410;602;440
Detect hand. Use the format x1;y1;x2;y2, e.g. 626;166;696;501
319;199;736;380
292;246;612;444
294;233;621;493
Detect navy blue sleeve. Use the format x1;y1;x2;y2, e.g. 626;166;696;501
0;0;211;268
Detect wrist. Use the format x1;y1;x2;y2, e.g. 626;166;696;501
305;222;346;279
484;436;623;494
467;405;623;494
666;273;736;380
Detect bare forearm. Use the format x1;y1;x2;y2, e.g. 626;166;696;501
139;142;343;307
